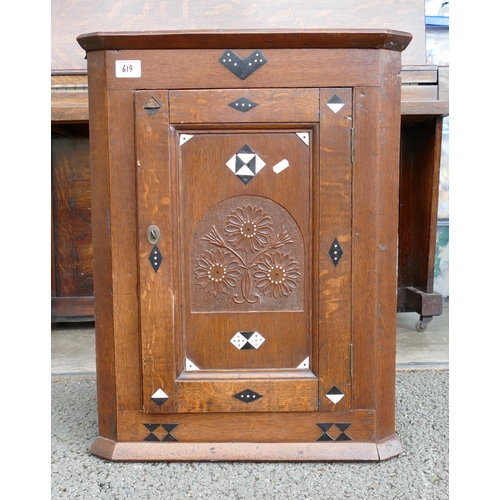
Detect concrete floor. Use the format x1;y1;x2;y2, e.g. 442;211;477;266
51;303;449;376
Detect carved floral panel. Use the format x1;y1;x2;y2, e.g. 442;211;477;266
191;195;304;312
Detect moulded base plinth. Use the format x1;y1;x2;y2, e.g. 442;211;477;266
90;435;403;462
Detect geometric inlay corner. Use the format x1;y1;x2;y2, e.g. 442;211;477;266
297;357;309;369
185;358;200;371
180;134;194;146
228;97;258;112
151;388;169;407
219;49;268;80
230;331;266;350
327;94;345;113
295;132;309;146
326;385;345;404
233;389;263;403
328;238;343;267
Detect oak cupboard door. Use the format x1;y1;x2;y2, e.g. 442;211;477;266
136;88;353;420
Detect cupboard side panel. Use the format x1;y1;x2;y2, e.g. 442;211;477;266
351;87;380;411
107;88;143;422
374;50;403;439
318;88;353;412
87;51;117;440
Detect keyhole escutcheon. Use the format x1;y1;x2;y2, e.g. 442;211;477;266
147;225;161;245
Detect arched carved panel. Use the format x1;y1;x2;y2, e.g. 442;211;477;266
191;195;304;312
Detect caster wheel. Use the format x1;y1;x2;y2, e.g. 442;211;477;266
415;316;432;332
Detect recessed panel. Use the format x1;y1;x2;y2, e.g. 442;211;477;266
178;130;313;372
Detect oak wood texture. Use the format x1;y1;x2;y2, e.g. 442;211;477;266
102;48;383;91
52;0;424;70
317;88;352;413
77;29;411;52
373;50;404;439
135;90;177;415
176;379;319;413
117;408;375;441
83;30;407;461
349;62;406;438
170;89;319;124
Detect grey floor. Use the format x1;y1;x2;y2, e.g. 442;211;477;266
51;303;449;376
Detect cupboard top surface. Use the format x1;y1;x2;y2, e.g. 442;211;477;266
77;29;412;53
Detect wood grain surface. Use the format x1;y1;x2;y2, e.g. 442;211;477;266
52;0;422;70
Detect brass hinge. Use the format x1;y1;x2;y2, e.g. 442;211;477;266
350;128;355;163
349;344;354;378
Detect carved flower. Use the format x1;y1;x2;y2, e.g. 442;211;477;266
194;249;241;295
225;205;272;253
253;251;301;298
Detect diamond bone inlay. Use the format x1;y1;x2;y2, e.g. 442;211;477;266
231;331;265;350
326;385;345;404
219;49;267;80
233;389;263;403
328;238;343;267
327;94;345;113
226;144;266;184
149;244;163;273
228;97;258;112
151;388;169;407
143;96;162;115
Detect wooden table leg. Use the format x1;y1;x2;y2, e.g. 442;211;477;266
397;116;444;330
